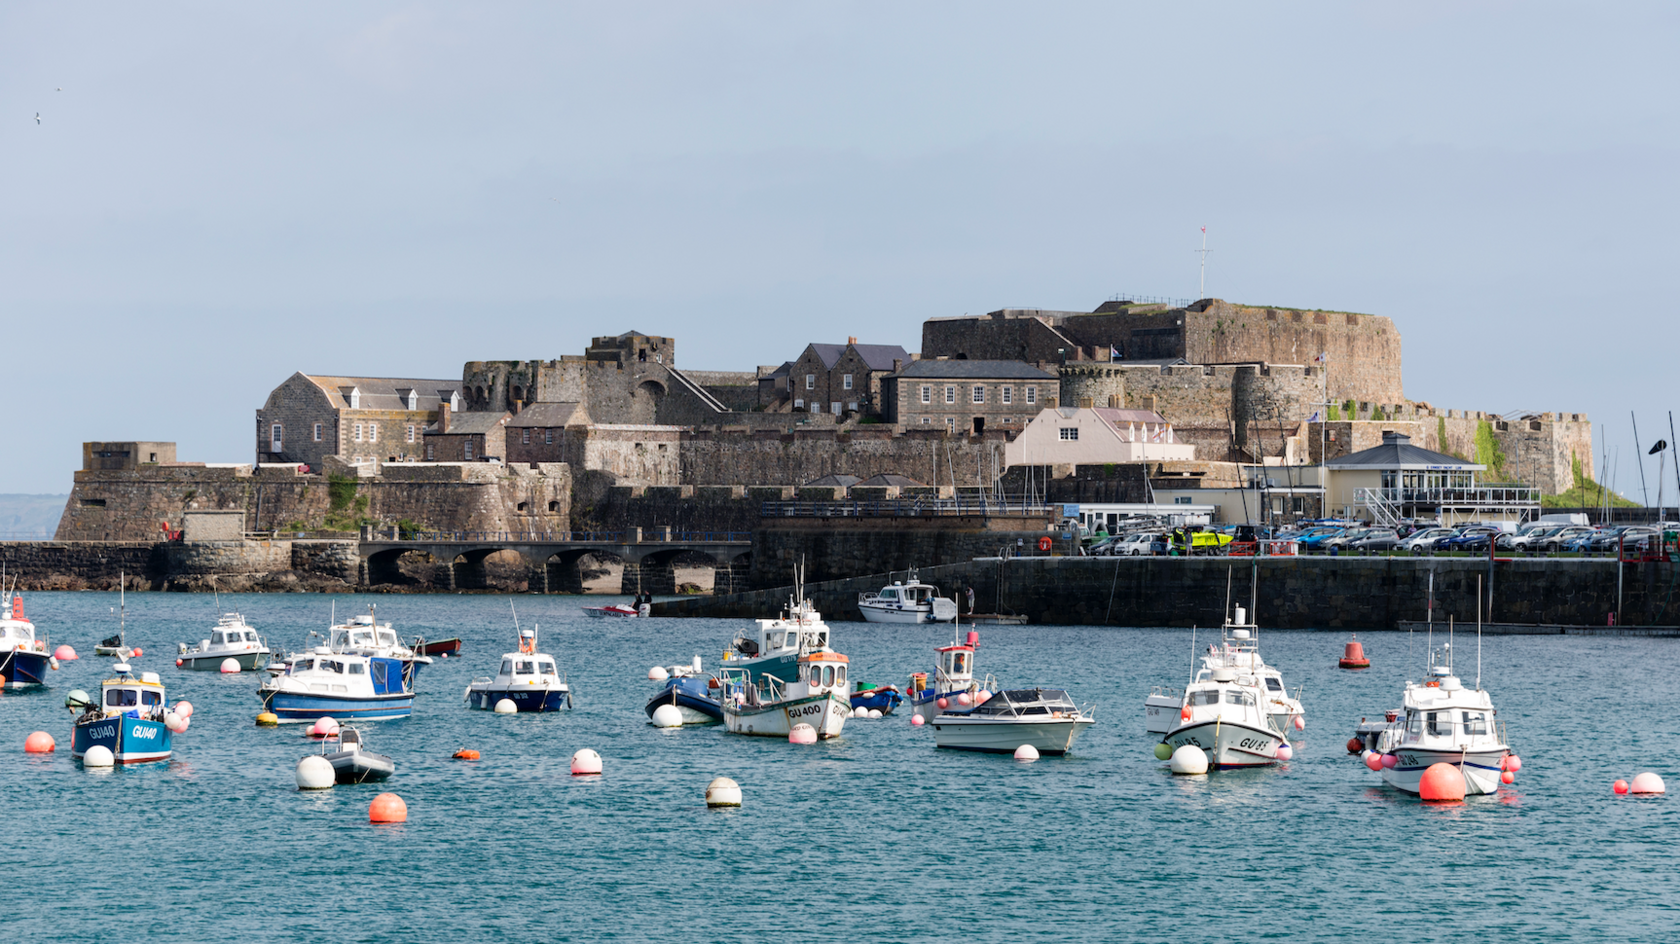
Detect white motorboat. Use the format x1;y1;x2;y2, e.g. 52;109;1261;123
907;629;997;723
257;647;415;723
857;573;958;624
327;606;432;682
465;621;571;712
317;725;395;784
1160;666;1285;769
1198;607;1304;734
721;588;833;687
1367;637;1511;796
721;648;851;739
177;612;270;671
582;604;641;618
1143;684;1185;736
932;688;1095;755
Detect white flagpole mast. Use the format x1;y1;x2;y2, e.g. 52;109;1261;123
1197;226;1211;299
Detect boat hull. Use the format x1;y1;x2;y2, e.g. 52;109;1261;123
177;650;268;671
262;691;415;723
1381;748;1508;796
1144;692;1181;735
0;649;51;688
417;638;463;658
849;686;903;714
325;749;395;784
1162;719;1281;769
644;677;722;723
724;691;849;739
932;716;1093;755
583;605;639;618
466;685;571;712
72;715;172;763
858;604;936;624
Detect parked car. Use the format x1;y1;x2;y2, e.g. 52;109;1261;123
1122;533;1168;556
1560;530;1602;553
1438;526;1499;552
1085;535;1126;556
1319;528;1379;553
1507;525;1565;551
1537;526;1596;552
1298;527;1349;552
1347;528;1401;553
1398;527;1455;554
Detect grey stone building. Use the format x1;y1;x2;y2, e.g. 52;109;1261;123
256;373;463;471
779;339;911;417
883;360;1057;434
424;408;510;462
505;402;591;466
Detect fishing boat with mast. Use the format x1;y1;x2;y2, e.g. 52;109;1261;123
67;663;182;763
176;596;270;671
94;573;131;657
718;569;851;739
0;573;53;688
1363;580;1513;796
908;625;997;722
465;604;571;712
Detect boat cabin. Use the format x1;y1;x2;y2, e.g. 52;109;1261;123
495;652;560;684
963;688;1078;718
935;645;974;683
207;625;261;650
733;620;827;659
331;614;402;652
103;667;166;718
0;618;36;649
798;651;849;693
1182;669;1273;728
873;582;934;606
287;648;408;694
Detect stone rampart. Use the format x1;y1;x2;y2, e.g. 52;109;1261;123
750;521;1058;588
678;427;1016;487
661;556;1680;629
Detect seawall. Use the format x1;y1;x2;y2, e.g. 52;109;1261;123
657;556;1680;629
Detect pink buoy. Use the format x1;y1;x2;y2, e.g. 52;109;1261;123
131;648;142;657
955;692;972;707
1293;715;1305;731
174;700;194;719
936;697;948;710
1613;779;1630;795
975;691;992;705
787;724;818;745
910;714;925;726
54;645;77;661
311;716;339;738
1275;742;1293;761
1630;772;1666;795
1502;755;1522;773
570;748;603;775
1381;753;1398;769
1364;751;1382;771
1500;770;1514;784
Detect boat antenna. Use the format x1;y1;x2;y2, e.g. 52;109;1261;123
1189;624;1197;684
212;576;221;616
1223;566;1232;625
1476;574;1483;690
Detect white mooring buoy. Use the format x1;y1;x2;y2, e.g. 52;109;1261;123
705;777;742;808
651;704;684;728
296;755;334;790
494;699;517;714
1170;744;1210;775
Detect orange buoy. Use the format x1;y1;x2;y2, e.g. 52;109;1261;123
1346;737;1365;754
452;749;480;760
369;793;408;823
1419;762;1467;802
1338;634;1370;669
24;731;55;753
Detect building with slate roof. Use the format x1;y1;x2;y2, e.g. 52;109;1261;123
776;338;912;418
424;408;510;462
257;372;464;470
505;402;591;466
882;359;1058;433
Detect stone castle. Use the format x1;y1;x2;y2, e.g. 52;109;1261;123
56;297;1593;543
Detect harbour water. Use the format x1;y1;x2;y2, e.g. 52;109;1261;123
2;591;1677;943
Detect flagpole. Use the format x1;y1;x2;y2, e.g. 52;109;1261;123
1197;226;1210;300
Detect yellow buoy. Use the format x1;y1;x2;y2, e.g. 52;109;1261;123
255;712;279;727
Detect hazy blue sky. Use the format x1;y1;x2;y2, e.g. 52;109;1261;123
4;3;1677;499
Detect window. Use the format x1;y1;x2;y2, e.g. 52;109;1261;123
522;429;531;444
794;399;804;409
499;659;513;676
1059;427;1079;441
842;374;853;390
516;661;534;675
464;440;475;460
426;443;435;460
847;401;858;412
407;390;418;410
971;385;984;403
142;690;161;706
1189;690;1220;706
946;417;956;431
1026;386;1037;404
920;417;931;424
806;374;815;390
354;423;363;442
368;423;378;443
920;385;931;404
1002;386;1013;405
1224;690;1255;706
270;424;283;452
1174;496;1193;505
348;663;364;675
539;660;555;675
831;402;841;415
406;425;415;443
107;689;138;707
810;402;822;413
945;386;956;404
313;423;322;442
544;430;553;445
347;388;360;409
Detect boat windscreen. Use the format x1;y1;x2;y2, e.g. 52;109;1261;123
970;689;1077;715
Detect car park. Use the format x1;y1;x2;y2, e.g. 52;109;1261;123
1347;528;1401;553
1397;527;1455;554
1536;526;1595;552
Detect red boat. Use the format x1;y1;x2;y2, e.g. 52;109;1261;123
415;638;463;658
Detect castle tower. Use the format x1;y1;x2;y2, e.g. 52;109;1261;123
1056;365;1126;410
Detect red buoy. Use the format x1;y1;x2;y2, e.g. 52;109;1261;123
1338;635;1370;669
1346;737;1365;754
1419;763;1467;802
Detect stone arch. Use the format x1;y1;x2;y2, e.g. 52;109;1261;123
538;548;619;595
366;547;448;588
512;384;525;403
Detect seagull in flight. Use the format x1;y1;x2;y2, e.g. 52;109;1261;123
35;113;41;124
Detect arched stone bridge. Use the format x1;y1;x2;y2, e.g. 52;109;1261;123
358;529;752;594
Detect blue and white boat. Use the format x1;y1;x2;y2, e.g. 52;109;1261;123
849;684;903;715
257;647;414;723
465;625;571;712
645;657;721;724
68;664;176;763
908;628;996;722
0;588;54;689
328;606;432;686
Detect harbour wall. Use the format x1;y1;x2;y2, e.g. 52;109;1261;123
0;539;360;591
657;556;1680;630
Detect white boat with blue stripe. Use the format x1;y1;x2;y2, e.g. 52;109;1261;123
258;647;415;723
1368;638;1511;796
465;621;571;712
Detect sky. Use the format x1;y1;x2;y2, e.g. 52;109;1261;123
4;2;1678;499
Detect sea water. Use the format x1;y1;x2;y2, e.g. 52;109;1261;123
1;591;1677;943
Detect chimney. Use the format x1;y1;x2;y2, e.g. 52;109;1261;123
848;336;857;345
1108;394;1121;408
512;399;523;415
437;401;450;434
892;359;903;372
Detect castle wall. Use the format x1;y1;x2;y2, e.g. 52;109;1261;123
677;427;1015;487
1185;302;1403;403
